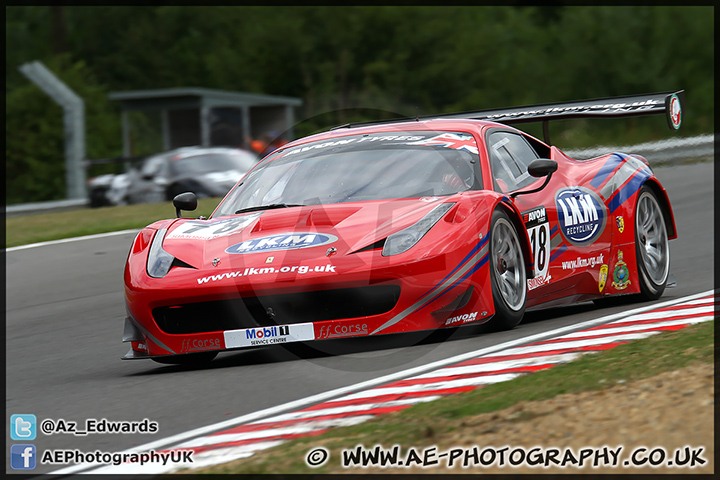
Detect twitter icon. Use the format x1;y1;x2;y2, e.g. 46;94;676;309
11;414;36;440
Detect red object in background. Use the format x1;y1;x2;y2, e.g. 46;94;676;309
250;139;266;155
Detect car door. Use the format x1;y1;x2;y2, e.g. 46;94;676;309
486;129;554;291
485;128;610;303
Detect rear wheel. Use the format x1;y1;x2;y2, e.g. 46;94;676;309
488;209;527;330
635;187;670;300
89;187;110;208
151;352;218;365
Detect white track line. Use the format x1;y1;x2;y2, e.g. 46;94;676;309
52;288;715;475
336;373;521;402
6;229;139;252
413;352;584;379
676;297;716;306
560;316;713;338
498;331;661;356
174;416;374;449
606;305;714;322
253;396;442;425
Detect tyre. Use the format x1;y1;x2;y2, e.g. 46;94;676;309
488;209;527;330
151;352;218;365
634;186;670;300
89;187;110;208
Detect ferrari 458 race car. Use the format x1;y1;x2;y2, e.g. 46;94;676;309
122;91;683;364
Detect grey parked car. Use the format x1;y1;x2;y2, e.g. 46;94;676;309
88;147;258;207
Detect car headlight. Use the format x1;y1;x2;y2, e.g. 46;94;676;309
382;203;455;256
146;229;175;278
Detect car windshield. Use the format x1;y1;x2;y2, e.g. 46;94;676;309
213;130;480;217
169;154;239;176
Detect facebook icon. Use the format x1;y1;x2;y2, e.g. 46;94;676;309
11;444;37;470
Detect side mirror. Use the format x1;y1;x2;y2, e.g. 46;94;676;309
173;192;197;218
510;159;558;198
528;159;558;178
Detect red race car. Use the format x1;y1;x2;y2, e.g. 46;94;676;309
122;91;683;364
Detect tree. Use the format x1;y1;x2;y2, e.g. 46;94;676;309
5;6;714;203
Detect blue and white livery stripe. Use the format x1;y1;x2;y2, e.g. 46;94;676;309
589;153;626;189
608;169;651;214
414;237;487;304
371;237;490;335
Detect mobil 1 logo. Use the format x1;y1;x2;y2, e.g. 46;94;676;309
555;187;607;247
523;206;550;281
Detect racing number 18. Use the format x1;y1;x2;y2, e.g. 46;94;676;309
529;223;549;278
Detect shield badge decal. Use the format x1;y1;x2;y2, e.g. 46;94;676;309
611;250;631;290
616;216;625;233
598;264;608;292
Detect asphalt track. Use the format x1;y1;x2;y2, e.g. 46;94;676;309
5;161;714;474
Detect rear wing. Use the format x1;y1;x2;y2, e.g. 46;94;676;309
332;90;684;145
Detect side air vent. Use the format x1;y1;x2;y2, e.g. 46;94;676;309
171;258;196;269
352;239;387;254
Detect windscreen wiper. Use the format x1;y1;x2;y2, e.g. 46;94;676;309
234;203;305;214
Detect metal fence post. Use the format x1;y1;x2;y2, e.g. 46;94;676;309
18;60;87;200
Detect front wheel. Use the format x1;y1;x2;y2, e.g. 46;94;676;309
488;209;527;330
635;186;670;300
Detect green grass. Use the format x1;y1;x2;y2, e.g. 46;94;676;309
5;198;223;248
192;320;714;474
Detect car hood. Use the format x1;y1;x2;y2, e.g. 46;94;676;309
161;198;454;268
